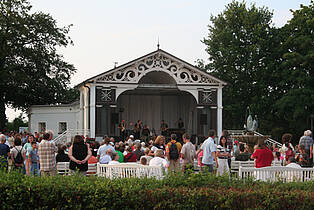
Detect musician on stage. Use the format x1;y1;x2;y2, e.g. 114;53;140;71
178;118;184;129
142;124;150;143
128;122;134;136
118;120;127;141
134;120;142;139
160;120;168;136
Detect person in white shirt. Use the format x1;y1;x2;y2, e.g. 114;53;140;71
97;137;115;161
127;135;134;145
285;157;302;182
286;157;301;169
180;133;196;173
216;136;231;176
149;149;169;171
108;152;120;165
196;130;218;173
140;148;153;165
279;134;295;165
99;149;113;164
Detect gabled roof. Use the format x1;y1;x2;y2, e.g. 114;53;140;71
79;48;227;86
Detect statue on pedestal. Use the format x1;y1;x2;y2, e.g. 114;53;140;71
244;107;258;133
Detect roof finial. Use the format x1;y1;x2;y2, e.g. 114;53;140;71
157;37;160;50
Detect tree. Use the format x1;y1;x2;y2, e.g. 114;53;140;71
274;1;314;136
202;1;276;130
5;113;28;132
201;1;313;142
0;0;77;130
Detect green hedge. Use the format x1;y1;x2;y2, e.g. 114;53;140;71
0;171;313;209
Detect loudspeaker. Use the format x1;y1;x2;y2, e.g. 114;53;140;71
200;114;207;125
111;113;119;124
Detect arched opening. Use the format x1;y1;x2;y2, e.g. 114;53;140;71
95;71;217;140
116;87;198;139
138;71;176;85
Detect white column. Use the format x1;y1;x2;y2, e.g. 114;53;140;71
217;87;223;137
90;85;96;138
79;89;84;130
86;87;90;133
83;87;90;136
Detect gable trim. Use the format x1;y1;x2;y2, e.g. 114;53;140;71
79;49;227;86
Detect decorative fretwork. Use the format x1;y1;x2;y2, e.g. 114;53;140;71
94;52;221;85
198;90;217;106
96;87;116;104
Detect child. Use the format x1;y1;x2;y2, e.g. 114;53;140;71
198;150;204;171
29;141;40;176
272;144;280;161
140;157;147;165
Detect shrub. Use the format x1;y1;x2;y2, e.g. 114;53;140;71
0;171;313;209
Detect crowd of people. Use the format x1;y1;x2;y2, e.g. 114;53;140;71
0;129;313;176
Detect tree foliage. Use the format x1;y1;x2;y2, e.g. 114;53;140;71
274;1;314;136
5;113;28;132
0;0;78;130
202;1;314;141
202;1;275;128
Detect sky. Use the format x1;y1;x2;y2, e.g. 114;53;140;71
6;0;311;121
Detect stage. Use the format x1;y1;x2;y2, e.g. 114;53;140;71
96;85;217;138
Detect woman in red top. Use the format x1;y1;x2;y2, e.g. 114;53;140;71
251;139;274;168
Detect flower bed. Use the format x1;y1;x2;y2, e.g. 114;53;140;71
0;171;313;209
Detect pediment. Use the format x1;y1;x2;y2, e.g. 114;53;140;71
88;49;226;86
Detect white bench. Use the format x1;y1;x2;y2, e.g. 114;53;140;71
56;162;70;175
56;162;97;175
97;163;164;179
231;161;254;173
231;160;281;173
239;166;314;182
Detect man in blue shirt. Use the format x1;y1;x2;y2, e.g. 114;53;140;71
197;130;218;172
97;136;115;162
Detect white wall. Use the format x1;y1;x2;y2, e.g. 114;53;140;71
28;104;80;137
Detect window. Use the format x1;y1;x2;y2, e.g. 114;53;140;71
59;122;67;134
38;122;46;133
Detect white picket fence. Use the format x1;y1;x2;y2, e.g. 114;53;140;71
239;166;314;182
231;160;281;173
56;162;97;176
56;161;314;183
97;163;164;179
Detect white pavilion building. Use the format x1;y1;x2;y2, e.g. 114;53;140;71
28;48;226;140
